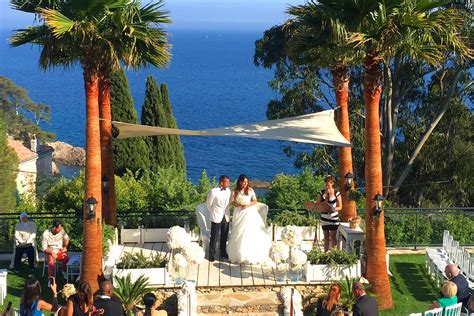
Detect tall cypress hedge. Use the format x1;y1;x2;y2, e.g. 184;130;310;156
110;69;150;175
161;83;186;173
141;76;173;170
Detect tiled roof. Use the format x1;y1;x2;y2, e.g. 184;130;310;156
7;138;37;163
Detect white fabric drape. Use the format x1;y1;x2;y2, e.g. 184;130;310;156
112;109;351;147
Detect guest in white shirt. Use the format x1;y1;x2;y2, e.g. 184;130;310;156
42;220;70;278
12;212;37;272
206;175;231;262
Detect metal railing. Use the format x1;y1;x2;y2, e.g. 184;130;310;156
0;207;472;253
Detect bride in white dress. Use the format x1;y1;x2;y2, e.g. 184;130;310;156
226;174;271;264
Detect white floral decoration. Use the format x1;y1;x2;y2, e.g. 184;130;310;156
173;253;188;269
269;241;289;263
61;283;76;300
280;287;303;316
182;243;205;264
177;281;197;316
290;249;307;267
281;226;303;247
167;226;192;250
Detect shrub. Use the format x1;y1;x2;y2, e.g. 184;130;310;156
272;210;319;227
114;274;150;316
116;250;167;269
307;248;359;266
265;168;324;210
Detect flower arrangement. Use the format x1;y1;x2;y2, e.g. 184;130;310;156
289;249;307;267
167;226;191;250
281;226;303;247
349;216;362;229
173;253;188;269
182;243;205;264
61;283;76;300
270;242;289;264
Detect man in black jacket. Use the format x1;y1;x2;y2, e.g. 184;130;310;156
94;280;126;316
352;282;379;316
445;264;471;309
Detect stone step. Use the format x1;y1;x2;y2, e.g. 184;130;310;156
197;291;282;315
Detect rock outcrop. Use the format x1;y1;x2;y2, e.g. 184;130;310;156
46;141;85;166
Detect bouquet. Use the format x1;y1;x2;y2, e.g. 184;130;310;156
173;253;188;269
269;242;289;263
167;226;192;250
290;249;307;267
281;226;303;247
182;243;205;264
235;195;247;207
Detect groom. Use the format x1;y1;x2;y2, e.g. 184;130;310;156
206;175;231;262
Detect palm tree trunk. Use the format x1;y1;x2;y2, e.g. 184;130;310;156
331;65;356;222
99;75;117;227
82;68;103;292
363;54;393;309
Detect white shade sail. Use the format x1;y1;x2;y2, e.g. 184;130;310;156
112;109;351;147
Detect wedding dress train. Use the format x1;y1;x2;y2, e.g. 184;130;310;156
226;193;271;264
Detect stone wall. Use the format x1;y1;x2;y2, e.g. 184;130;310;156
152;284;327;315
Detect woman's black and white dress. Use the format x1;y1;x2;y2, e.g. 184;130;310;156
319;190;340;231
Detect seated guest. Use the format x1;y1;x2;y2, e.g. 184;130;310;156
42;220;70;278
429;281;458;310
94;280;125;316
316;283;341;316
11;212;37;272
352;282;379;316
445;264;470;309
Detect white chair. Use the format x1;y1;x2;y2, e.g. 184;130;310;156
195;203;212;257
443;302;462;316
0;269;7;306
408;313;422;316
424;307;443;316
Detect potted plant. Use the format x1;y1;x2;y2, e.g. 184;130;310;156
305;248;360;282
114;274;151;316
113;250;168;285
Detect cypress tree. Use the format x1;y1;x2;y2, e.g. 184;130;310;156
0;112;19;212
141;76;173;169
110;69;150;175
160;83;186;173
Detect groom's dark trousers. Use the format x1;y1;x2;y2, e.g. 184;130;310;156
209;216;229;261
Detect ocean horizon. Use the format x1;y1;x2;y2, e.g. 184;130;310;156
0;28;310;182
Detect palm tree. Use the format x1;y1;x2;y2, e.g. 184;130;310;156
348;0;471;308
98;1;171;227
286;0;362;222
10;0;171;290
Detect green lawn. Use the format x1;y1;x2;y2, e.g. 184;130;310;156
2;255;439;315
0;260;69;315
381;254;439;315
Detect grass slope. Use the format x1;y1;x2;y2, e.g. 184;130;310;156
381;254;438;315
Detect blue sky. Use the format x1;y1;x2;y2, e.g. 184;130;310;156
0;0;304;31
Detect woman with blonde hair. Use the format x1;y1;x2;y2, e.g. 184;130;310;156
428;281;458;310
316;283;341;316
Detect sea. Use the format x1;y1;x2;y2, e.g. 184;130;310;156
0;29;310;182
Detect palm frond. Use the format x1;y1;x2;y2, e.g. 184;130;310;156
37;7;75;37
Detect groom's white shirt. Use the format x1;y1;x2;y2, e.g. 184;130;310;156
206;187;231;223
